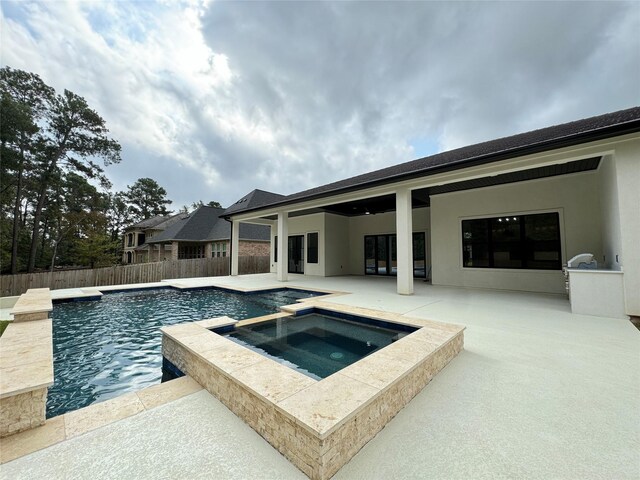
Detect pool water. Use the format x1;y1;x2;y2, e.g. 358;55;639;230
49;287;319;418
225;314;413;380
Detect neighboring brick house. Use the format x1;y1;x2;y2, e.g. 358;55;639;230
122;213;187;264
144;205;270;261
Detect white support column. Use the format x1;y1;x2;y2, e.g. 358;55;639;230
231;220;240;276
277;211;289;282
396;187;414;295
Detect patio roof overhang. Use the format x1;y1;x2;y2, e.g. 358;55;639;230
232;155;603;222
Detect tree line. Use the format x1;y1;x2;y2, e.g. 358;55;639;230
1;67;218;274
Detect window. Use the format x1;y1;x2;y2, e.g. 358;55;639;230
178;244;205;259
307;232;318;264
212;242;227;258
413;232;426;278
274;236;278;262
365;236;376;274
462;212;561;270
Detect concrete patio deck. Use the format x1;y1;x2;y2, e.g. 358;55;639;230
2;274;638;479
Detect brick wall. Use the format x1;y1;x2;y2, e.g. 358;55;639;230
239;241;270;256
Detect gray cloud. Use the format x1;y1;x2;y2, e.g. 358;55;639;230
2;1;638;209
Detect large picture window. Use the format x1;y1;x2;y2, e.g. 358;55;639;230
462;212;561;270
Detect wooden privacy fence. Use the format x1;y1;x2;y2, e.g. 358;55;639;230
0;256;270;297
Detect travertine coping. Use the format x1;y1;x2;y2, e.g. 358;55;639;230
0;376;203;464
0;318;54;438
50;289;103;302
194;315;237;329
162;308;464;479
10;288;53;322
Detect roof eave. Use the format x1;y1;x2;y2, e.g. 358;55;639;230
224;120;640;218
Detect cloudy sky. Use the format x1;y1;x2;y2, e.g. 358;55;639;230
2;1;639;209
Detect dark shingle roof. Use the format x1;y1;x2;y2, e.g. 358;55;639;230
207;220;270;242
126;215;171;230
224;106;640;217
125;212;187;231
152;213;189;230
147;206;222;243
147;205;269;243
222;189;286;216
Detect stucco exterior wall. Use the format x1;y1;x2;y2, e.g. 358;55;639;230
598;155;623;270
613;139;640;315
325;214;350;276
270;213;325;276
346;207;431;276
430;172;602;294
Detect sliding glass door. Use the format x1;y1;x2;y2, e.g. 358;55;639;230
364;233;426;278
288;235;304;274
413;232;426;278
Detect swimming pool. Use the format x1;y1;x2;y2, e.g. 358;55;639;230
49;287;321;418
224;313;416;380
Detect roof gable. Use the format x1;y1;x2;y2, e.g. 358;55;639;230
223;189;286;216
146;206;221;243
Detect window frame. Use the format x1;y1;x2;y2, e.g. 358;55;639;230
307;232;319;264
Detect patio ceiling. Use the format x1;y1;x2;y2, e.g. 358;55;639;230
260;156;601;219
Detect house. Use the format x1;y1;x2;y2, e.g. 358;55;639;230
222;107;640;318
122;213;187;264
144;205;270;261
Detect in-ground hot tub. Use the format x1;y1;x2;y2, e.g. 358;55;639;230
162;303;464;480
223;312;416;380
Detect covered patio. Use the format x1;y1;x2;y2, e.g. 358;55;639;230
228;153;634;320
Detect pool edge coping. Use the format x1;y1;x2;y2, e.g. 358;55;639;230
0;376;204;464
